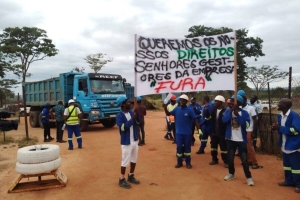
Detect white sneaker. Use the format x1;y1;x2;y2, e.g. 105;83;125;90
247;178;255;186
224;174;235;181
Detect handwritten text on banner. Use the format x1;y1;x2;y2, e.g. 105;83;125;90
135;32;235;96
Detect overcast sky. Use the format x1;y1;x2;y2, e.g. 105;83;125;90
1;0;299;93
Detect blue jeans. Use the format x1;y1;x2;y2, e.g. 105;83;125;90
227;140;252;178
67;124;82;148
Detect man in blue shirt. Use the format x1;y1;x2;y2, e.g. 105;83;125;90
188;97;202;146
163;94;201;169
271;98;300;193
41;103;54;142
116;95;140;189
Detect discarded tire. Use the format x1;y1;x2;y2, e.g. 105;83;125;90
16;157;62;175
17;144;60;164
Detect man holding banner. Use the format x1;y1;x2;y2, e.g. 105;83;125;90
163;94;202;169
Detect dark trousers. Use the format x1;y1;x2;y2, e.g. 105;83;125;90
252;128;258;149
227;140;252;178
56;121;64;141
211;135;227;163
137;121;145;143
176;134;192;164
283;151;300;187
67;124;82;148
171;123;176;142
165;118;173;139
199;127;211;151
43;123;51;140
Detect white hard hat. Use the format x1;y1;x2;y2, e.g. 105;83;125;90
68;99;75;104
214;95;225;103
179;94;189;101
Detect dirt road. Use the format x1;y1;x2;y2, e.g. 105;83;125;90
0;111;299;200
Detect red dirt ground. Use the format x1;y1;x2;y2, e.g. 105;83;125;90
0;111;299;200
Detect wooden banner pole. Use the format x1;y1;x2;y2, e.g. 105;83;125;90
233;31;238;104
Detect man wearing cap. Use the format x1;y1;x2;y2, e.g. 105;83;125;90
41;103;54;142
188;97;202;146
240;92;262;169
116;95;140;189
165;95;177;143
222;95;254;186
207;95;228;168
135;96;147;146
163;94;201;169
196;95;213;154
50;100;66;143
63;99;82;150
271;98;300;193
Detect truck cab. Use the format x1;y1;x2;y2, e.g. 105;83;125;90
72;73;126;130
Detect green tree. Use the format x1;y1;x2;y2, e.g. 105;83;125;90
71;66;85;73
271;87;286;99
245;65;289;97
185;25;265;83
0;52;19;105
84;53;113;73
0;27;58;138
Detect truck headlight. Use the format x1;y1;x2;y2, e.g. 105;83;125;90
91;111;100;115
91;102;99;108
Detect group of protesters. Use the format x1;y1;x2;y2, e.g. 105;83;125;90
115;92;300;193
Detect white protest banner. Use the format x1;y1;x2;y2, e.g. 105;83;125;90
134;32;236;96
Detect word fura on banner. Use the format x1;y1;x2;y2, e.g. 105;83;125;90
135;34;235;93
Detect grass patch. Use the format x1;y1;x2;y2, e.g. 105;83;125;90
17;137;38;148
0;136;15;145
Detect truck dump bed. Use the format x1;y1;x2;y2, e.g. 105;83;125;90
25;73;80;106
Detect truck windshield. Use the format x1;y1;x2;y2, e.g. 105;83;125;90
90;79;125;94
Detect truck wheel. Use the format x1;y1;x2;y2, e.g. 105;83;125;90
102;119;116;128
29;111;40;128
80;120;88;132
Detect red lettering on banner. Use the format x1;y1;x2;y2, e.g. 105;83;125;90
154;77;206;93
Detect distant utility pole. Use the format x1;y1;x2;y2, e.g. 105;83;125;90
288;67;292;99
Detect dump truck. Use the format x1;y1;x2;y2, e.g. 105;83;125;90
25;72;127;131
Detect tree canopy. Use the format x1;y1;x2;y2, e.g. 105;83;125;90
84;53;113;73
0;27;58;138
0;27;58;82
185;25;265;83
245;65;289;97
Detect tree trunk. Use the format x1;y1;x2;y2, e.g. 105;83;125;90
22;84;29;139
